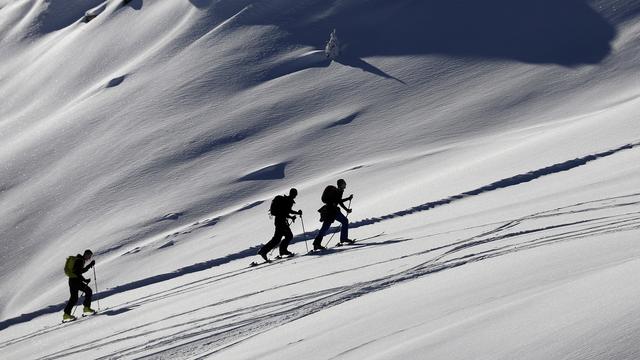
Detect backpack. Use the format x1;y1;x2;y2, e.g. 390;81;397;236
64;256;77;277
269;195;288;217
321;185;340;204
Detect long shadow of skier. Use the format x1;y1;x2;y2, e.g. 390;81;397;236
4;142;637;332
37;202;640;359
8;191;640;355
1;142;637;332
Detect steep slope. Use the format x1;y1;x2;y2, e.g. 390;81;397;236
0;1;640;357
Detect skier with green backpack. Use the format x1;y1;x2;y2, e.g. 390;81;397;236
62;249;96;322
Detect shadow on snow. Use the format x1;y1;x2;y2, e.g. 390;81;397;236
0;141;637;332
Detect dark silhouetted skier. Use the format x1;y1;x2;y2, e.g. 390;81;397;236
313;179;353;250
62;249;96;322
258;188;303;261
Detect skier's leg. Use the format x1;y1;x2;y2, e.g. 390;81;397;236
313;220;332;248
336;211;349;241
278;224;294;254
260;220;284;257
80;281;93;308
64;279;79;314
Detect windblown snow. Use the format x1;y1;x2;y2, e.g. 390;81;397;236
1;0;640;359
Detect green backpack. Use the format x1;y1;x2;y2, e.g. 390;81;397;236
64;256;77;277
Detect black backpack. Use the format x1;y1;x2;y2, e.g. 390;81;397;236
269;195;288;217
321;185;340;204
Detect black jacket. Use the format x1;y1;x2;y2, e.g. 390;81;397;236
72;254;92;281
276;196;297;219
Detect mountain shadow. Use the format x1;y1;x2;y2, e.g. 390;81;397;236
214;0;616;66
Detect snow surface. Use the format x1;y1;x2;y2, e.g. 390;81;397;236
1;0;640;358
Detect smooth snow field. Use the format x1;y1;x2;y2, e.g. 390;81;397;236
1;0;640;359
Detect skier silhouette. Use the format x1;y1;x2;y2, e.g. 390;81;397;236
313;179;354;250
62;249;96;322
258;188;302;261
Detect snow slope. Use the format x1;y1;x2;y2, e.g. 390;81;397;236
1;0;640;358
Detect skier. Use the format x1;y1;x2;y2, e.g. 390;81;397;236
62;249;96;322
313;179;354;250
258;188;303;261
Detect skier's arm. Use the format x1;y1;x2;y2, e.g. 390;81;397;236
287;200;302;218
339;201;352;213
287;211;299;221
82;260;95;273
73;259;87;281
339;194;353;212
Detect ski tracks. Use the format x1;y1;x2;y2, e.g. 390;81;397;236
18;193;640;359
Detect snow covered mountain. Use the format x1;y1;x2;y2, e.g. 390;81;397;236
1;0;639;358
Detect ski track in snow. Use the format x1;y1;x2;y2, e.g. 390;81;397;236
3;193;638;359
0;141;637;335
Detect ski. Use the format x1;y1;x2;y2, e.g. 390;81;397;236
334;239;357;247
249;260;270;267
307;247;328;254
249;253;294;267
61;311;99;324
307;246;337;255
311;232;386;253
335;232;386;246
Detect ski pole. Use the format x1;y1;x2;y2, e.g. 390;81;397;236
324;227;337;247
93;266;101;311
300;215;308;253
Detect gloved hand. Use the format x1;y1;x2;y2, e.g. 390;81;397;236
297;210;303;216
346;208;353;214
83;278;91;284
88;260;96;268
348;194;354;201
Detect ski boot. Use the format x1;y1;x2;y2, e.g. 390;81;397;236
336;239;355;247
82;306;97;316
62;312;77;322
279;250;294;257
257;248;269;262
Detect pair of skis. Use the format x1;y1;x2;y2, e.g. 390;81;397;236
249;253;296;267
249;239;359;267
62;311;99;324
308;239;358;253
61;315;94;324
